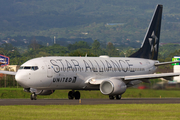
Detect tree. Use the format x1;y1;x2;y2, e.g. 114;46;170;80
91;40;100;55
67;41;90;51
28;37;40;51
106;42;119;57
92;40;100;50
69;48;95;57
0;43;21;62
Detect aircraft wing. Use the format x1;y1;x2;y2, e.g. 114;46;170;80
87;73;180;85
122;73;180;81
0;71;16;75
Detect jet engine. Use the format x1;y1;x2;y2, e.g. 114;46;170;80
24;88;55;95
100;78;126;95
34;90;55;95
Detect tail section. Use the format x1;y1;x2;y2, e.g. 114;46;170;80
129;4;163;60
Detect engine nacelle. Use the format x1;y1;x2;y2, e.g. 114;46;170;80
35;90;55;95
100;79;126;95
24;88;55;95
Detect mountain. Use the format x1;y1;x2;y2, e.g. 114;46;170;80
1;0;180;47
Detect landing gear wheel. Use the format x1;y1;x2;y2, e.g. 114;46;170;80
30;93;37;100
116;95;121;100
74;91;80;100
109;95;115;100
68;91;74;99
68;90;81;100
30;94;33;100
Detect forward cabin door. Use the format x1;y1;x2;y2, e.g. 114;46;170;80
44;61;53;78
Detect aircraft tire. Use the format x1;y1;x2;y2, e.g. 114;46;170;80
74;91;80;100
116;95;121;100
34;94;37;100
68;91;74;99
31;93;37;100
109;95;115;100
30;94;33;100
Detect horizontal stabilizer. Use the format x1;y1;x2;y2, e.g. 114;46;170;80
155;61;180;66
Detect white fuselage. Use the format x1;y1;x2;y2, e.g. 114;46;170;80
15;56;158;90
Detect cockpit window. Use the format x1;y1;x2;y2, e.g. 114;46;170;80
24;67;31;69
19;66;24;69
19;66;39;71
32;66;38;70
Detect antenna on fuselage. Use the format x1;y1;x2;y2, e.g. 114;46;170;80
85;53;87;57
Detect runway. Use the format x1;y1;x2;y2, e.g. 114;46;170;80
0;98;180;105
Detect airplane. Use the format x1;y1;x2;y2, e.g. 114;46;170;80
1;4;180;100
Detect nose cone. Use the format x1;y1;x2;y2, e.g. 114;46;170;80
15;71;29;88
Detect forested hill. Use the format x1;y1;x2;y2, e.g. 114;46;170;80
1;0;180;47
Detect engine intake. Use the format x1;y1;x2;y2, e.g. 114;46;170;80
100;79;126;95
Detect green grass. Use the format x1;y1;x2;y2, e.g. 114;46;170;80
0;88;180;120
0;88;180;99
0;104;180;120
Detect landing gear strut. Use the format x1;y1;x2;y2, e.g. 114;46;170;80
68;90;80;100
30;92;37;100
109;95;121;100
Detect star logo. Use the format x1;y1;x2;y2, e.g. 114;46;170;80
148;31;158;53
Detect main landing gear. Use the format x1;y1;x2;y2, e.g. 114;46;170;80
68;90;81;99
109;95;121;100
30;92;37;100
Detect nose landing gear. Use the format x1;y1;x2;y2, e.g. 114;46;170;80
30;93;37;100
68;90;80;99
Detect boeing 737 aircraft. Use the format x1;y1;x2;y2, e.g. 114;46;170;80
1;4;180;100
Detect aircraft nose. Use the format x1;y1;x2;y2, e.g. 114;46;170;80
15;71;29;88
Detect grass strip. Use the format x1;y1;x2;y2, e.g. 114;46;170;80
0;104;180;120
0;88;180;99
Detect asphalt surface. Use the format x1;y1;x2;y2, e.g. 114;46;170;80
0;98;180;105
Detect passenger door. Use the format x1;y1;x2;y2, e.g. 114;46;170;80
44;61;53;78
